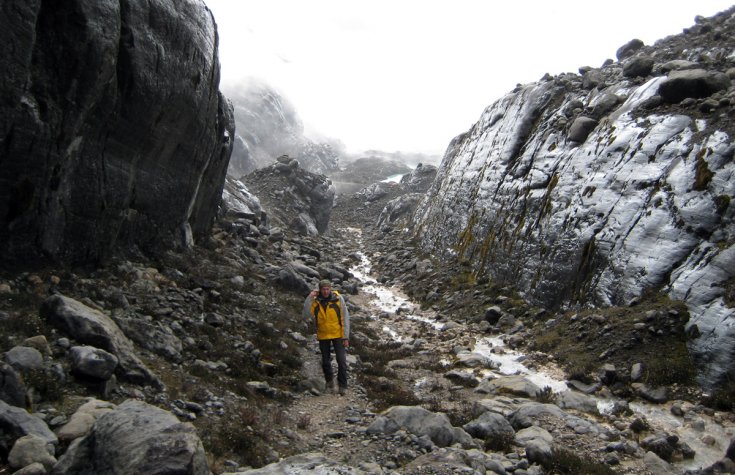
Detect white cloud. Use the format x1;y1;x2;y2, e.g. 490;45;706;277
206;0;734;155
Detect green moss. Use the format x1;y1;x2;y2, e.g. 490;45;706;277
693;148;714;191
456;212;479;258
714;194;731;215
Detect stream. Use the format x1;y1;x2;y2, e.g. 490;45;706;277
345;228;734;472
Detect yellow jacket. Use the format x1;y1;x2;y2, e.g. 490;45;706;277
304;290;350;340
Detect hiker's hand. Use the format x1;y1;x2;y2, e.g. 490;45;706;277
309;290;318;298
342;339;349;348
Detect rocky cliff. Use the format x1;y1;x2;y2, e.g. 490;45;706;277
412;9;735;389
0;0;234;265
225;81;341;176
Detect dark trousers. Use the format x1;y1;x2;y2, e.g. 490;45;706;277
319;338;347;388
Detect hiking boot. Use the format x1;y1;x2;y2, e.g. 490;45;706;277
338;386;347;396
326;380;336;393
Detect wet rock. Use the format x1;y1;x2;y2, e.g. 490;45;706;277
641;435;678;462
484;306;503;324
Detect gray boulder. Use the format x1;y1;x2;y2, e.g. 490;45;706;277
0;362;27;407
358;182;389;202
556;390;599;414
69;346;118;380
5;346;43;372
0;399;57;453
113;318;183;362
12;462;47;475
568;116;598;143
508;403;565;430
366;406;475;448
8;434;57;472
462;411;515;440
41;295;161;388
658;69;732;103
0;0;234;264
52;400;208;475
476;375;541;398
274;265;311;294
516;425;554;465
623;56;655;78
616;38;644;60
632;383;668;403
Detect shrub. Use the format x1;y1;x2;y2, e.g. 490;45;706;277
535;386;555;403
643;349;696;386
703;378;735;411
484;431;515;453
545;447;617;475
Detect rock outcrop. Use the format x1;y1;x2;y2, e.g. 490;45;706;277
0;0;234;265
243;156;335;235
412;9;735;389
225;80;340;176
52;400;209;475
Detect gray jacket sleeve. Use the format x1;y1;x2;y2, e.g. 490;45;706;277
339;294;350;339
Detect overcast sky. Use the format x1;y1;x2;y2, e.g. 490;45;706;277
205;1;734;155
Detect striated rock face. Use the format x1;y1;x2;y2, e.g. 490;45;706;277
412;9;735;389
0;0;234;265
225;81;340;176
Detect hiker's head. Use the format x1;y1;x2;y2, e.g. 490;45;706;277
319;279;332;297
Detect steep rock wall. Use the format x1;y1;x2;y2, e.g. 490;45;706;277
224;81;340;177
0;0;234;264
413;11;735;388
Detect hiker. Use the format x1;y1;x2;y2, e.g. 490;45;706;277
303;279;350;395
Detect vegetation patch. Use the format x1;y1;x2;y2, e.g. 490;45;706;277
543;447;617;475
693;148;714;191
529;296;698;391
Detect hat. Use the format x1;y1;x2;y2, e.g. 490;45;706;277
318;279;332;289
